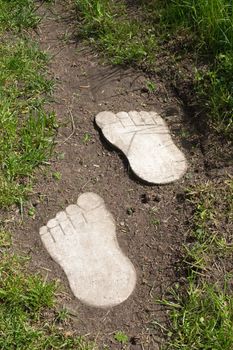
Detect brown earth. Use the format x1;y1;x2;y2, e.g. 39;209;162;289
4;1;232;349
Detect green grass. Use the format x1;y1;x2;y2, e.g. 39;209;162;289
114;331;129;344
160;0;233;53
157;0;233;135
159;178;233;350
75;0;156;64
0;0;40;31
0;1;94;349
195;53;233;134
0;231;94;350
0;1;57;207
75;0;233;135
161;278;233;350
184;179;233;270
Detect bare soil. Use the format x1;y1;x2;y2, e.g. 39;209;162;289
5;1;232;349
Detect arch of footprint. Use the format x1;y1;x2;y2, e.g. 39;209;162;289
40;110;187;308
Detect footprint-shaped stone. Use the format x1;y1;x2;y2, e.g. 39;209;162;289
95;111;188;184
40;193;136;308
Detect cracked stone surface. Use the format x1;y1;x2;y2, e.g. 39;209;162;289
95;111;188;184
40;192;136;308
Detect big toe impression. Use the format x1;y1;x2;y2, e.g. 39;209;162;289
40;192;136;308
95;110;188;184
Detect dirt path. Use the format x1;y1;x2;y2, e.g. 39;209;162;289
8;2;217;349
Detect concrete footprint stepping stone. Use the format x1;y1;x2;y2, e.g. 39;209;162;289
40;193;136;308
95;111;188;184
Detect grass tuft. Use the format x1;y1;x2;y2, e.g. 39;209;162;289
0;36;57;207
76;0;156;64
161;0;233;54
0;0;40;31
0;1;95;349
159;178;233;350
162;278;233;350
0;247;93;349
158;0;233;135
76;0;233;135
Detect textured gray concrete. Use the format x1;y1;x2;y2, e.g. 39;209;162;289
40;192;136;308
96;111;187;184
